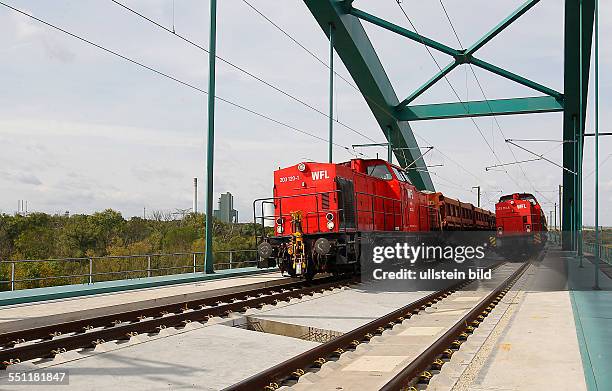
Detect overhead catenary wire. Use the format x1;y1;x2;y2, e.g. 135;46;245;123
0;1;352;152
437;0;556;205
241;0;498;193
584;154;611;180
109;0;376;144
394;0;522;194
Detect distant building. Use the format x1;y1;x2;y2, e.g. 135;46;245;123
213;192;238;223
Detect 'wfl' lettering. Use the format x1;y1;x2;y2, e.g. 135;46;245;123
311;170;330;180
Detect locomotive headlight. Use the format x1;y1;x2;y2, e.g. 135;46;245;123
257;242;273;259
325;212;334;221
327;221;335;230
297;162;307;172
276;225;284;234
276;217;284;225
314;238;331;256
525;224;531;233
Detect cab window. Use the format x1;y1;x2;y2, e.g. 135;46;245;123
391;166;411;183
366;164;392;180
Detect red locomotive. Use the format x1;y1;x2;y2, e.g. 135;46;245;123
255;158;495;279
495;193;548;254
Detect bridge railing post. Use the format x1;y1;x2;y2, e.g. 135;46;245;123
229;251;233;270
147;255;152;277
88;258;93;284
11;262;15;291
193;253;197;274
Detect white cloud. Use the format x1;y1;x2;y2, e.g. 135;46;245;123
0;0;609;226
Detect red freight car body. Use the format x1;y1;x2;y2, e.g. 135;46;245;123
428;193;495;231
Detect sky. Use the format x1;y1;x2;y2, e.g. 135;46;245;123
0;0;609;226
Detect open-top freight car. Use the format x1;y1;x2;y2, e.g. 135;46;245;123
255;158;494;279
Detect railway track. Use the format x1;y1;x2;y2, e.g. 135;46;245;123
0;275;355;368
225;261;530;391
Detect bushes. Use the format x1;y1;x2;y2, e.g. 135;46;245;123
0;210;261;290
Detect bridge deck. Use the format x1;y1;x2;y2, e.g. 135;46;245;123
0;270;285;334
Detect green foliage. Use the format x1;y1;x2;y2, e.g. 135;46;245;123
0;210;262;290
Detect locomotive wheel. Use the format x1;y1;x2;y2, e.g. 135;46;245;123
304;257;317;281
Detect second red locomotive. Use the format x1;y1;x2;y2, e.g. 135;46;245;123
255;158;494;279
495;193;548;254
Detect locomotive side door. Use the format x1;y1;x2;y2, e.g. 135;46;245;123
401;184;416;231
336;177;356;230
418;192;430;231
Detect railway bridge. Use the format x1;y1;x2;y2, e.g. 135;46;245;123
0;1;609;390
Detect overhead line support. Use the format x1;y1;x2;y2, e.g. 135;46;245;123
204;0;218;274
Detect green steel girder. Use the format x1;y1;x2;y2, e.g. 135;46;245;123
302;0;434;190
349;7;460;57
466;0;541;55
396;96;564;121
304;1;594;251
469;58;563;100
349;2;562;106
562;0;595;249
401;61;459;107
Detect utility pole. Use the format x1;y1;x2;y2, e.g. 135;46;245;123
593;0;600;290
558;185;563;232
204;0;217;274
472;186;481;208
554;202;557;231
328;23;334;163
550;211;553;229
387;127;393;163
193;177;198;214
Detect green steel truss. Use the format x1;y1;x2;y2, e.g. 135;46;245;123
303;0;434;190
304;0;594;250
562;0;595;250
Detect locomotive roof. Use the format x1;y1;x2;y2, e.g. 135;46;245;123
498;193;538;203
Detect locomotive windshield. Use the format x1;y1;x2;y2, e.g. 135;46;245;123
518;193;537;205
391;166;410;183
498;193;537;205
366;164;393;180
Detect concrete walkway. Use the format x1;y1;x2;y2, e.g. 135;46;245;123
464;248;587;391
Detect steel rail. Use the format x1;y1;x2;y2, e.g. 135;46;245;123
379;261;530;391
0;276;354;367
224;278;476;390
0;276;345;348
224;261;511;391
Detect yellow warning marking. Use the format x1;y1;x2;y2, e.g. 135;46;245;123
500;343;512;352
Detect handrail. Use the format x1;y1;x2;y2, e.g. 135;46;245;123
0;249;259;291
253;189;406;241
